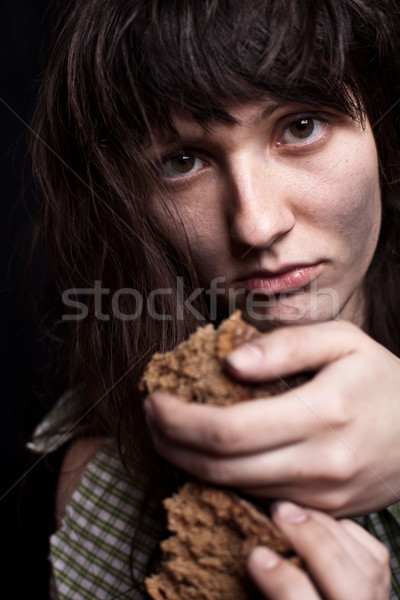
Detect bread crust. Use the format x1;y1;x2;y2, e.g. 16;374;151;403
140;312;306;599
145;482;299;600
140;311;304;405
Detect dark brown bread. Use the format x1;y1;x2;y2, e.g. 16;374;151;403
140;311;303;404
145;482;299;600
140;312;306;600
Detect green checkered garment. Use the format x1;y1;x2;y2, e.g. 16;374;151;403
29;391;400;599
29;392;165;599
49;442;164;599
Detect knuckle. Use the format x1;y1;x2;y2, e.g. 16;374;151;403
332;319;356;334
331;319;358;337
331;319;369;349
368;561;391;593
324;446;358;482
309;489;347;512
307;448;359;511
204;415;244;453
319;391;354;428
376;542;390;567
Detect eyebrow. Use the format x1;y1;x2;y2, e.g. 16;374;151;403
152;99;283;148
252;100;283;124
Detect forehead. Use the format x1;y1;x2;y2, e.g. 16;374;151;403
179;100;281;129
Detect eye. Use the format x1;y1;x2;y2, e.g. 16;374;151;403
162;152;205;179
279;117;325;145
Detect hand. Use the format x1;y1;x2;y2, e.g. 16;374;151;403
247;501;390;600
144;320;400;516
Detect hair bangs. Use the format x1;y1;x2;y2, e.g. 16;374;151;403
132;0;365;138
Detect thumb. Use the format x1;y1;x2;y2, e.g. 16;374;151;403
224;319;362;382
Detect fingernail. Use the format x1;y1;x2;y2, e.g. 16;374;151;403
249;546;279;570
226;343;263;372
271;501;308;524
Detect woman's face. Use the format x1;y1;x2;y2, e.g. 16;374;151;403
152;100;381;329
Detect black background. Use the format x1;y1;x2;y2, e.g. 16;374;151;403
1;1;62;596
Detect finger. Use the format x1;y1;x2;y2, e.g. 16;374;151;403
238;482;349;515
144;385;322;454
339;519;390;564
271;502;390;599
146;423;301;486
247;546;320;600
225;320;365;382
145;417;346;494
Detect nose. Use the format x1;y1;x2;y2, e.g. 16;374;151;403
227;156;295;249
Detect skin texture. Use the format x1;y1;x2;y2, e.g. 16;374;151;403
143;100;397;597
154;101;381;328
145;321;400;517
247;502;390;600
55;100;392;599
146;100;400;517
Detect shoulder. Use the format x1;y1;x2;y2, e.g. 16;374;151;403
50;438;164;599
55;437;107;528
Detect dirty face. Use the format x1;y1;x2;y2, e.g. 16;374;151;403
152;100;381;328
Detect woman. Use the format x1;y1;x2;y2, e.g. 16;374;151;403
30;0;399;597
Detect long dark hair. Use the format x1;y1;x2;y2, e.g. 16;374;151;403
31;0;400;473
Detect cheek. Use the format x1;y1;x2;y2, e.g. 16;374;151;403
153;186;215;246
337;175;380;238
308;151;381;250
175;187;228;259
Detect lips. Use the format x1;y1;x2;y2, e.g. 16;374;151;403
239;263;324;295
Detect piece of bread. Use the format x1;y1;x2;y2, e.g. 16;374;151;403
145;481;299;600
140;311;307;599
140;310;304;405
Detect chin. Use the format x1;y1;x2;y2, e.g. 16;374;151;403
240;297;342;330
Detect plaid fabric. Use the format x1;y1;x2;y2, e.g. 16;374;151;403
30;395;400;599
49;442;164;599
29;393;165;599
